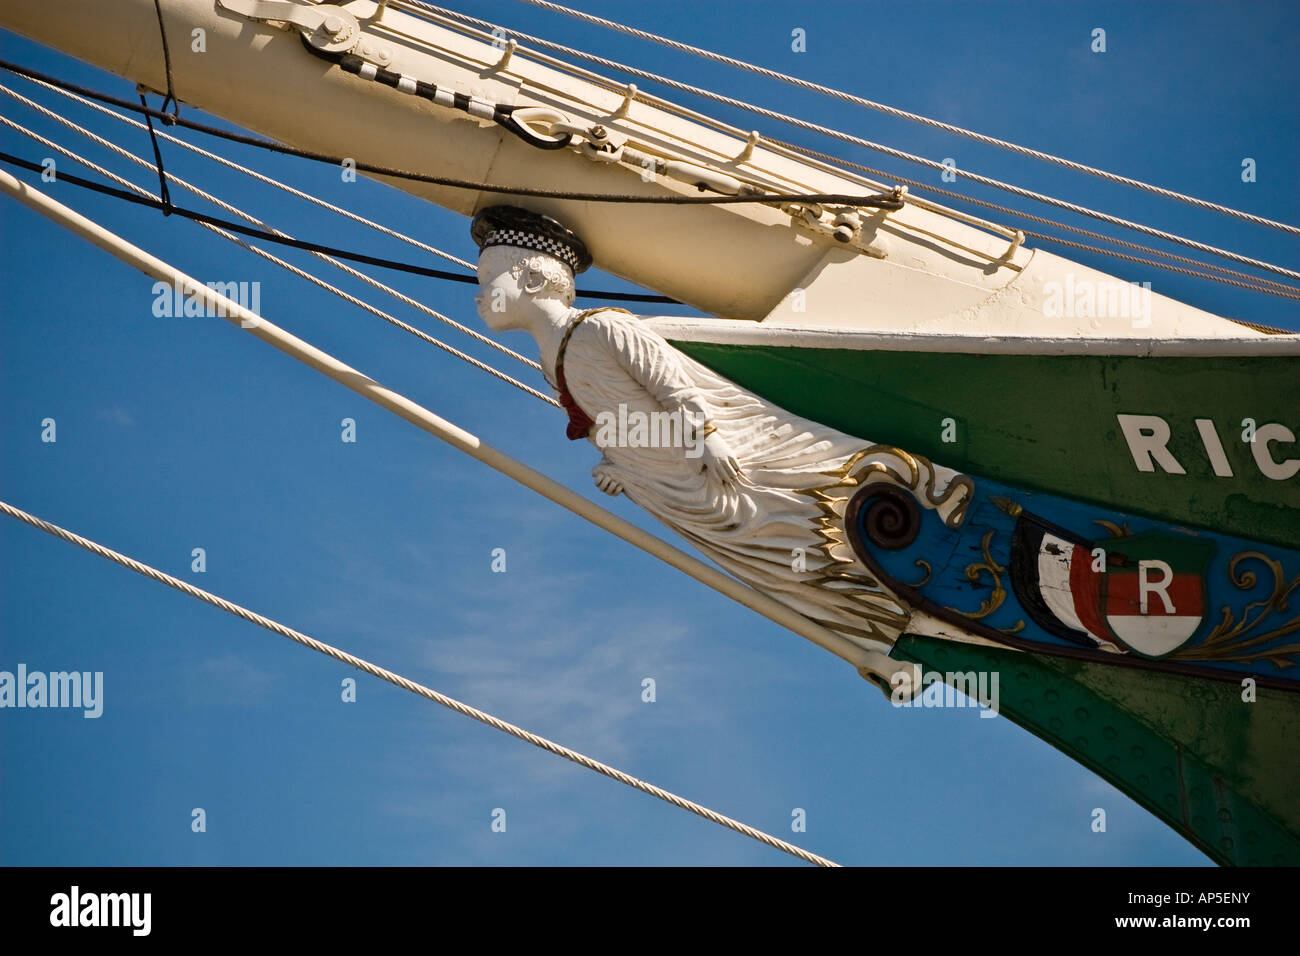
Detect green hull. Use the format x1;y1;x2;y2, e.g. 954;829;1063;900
672;342;1299;548
672;335;1300;863
893;634;1300;866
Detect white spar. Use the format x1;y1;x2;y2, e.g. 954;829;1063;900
0;0;1249;335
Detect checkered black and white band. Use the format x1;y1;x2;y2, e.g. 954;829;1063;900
482;229;583;273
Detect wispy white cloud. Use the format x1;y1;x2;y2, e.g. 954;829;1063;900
194;653;276;707
95;405;135;427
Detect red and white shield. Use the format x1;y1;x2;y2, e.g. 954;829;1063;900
1100;532;1214;658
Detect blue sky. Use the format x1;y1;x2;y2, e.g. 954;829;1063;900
1;0;1296;866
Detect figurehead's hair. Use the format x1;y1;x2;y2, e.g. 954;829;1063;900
471;205;593;275
494;247;576;306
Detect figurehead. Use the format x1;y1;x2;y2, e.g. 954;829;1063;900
471;205;605;439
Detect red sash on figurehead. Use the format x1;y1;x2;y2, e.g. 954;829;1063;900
553;307;632;441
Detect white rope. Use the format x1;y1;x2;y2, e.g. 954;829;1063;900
0;96;559;406
21;73;476;271
775;137;1300;303
515;0;1300;239
0;81;541;375
359;5;1296;300
408;2;1300;283
0;498;839;868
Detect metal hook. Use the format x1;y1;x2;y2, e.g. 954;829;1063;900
498;106;573;150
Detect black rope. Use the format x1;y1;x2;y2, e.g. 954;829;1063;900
138;93;173;215
136;0;179;215
0;58;905;209
0;150;679;303
151;0;180;122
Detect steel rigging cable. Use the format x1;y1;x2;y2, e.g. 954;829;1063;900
0;59;904;208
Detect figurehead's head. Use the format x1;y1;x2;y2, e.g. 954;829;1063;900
472;205;591;328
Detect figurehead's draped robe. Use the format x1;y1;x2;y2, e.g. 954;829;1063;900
554;310;969;649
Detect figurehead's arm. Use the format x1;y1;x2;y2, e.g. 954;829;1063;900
588;312;740;485
589;312;712;425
